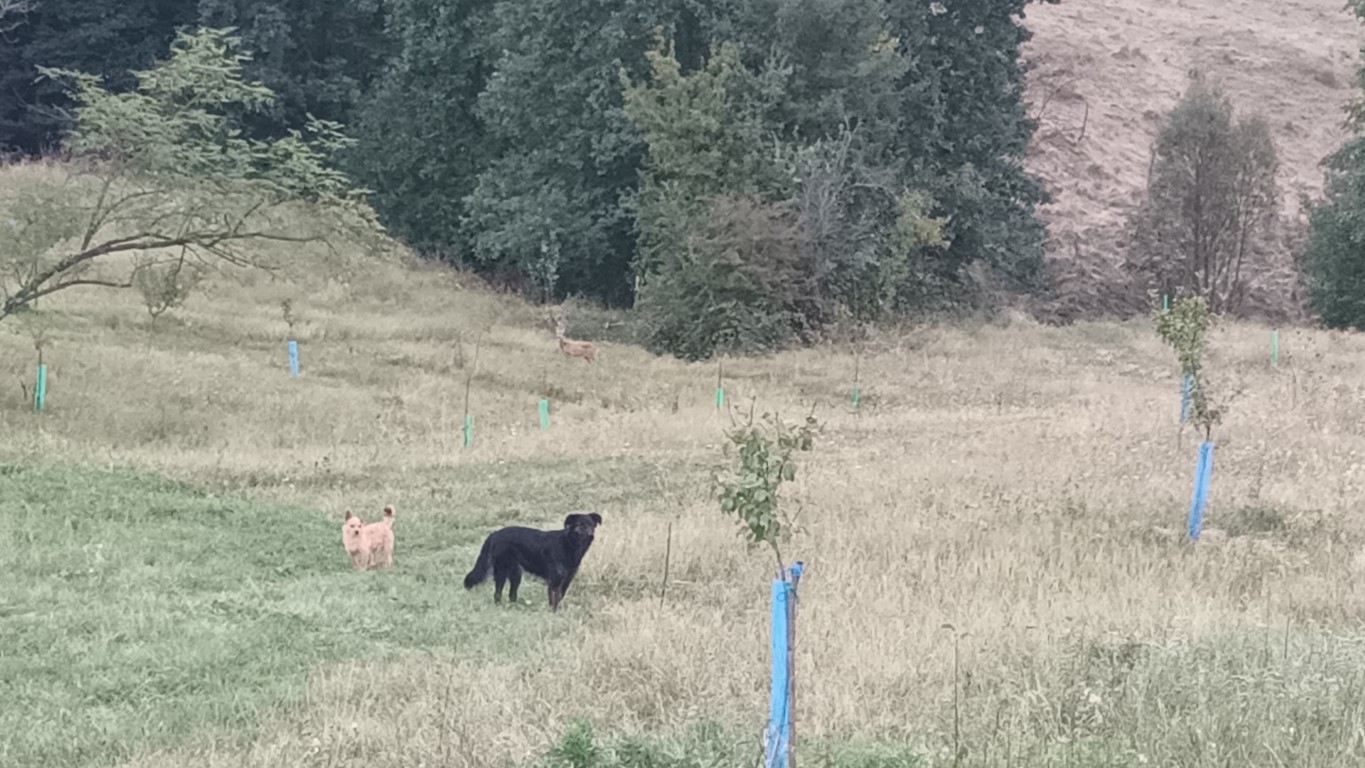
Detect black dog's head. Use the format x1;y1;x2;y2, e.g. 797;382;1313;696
563;512;602;548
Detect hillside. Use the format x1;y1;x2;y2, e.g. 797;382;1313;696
5;152;1365;763
1023;0;1362;322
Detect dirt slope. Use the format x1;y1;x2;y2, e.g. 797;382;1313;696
1022;0;1362;322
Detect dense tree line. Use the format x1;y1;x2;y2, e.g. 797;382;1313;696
2;0;1058;358
0;0;388;150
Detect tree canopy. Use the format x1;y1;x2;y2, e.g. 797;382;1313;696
1;0;1060;357
0;27;383;324
1304;0;1365;328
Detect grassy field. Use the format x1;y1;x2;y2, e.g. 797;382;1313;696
5;170;1365;766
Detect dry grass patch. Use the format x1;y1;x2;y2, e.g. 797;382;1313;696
3;161;1365;764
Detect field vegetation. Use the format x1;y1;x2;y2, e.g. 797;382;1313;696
5;160;1365;765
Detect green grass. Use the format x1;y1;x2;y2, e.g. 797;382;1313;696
531;721;925;768
0;463;581;767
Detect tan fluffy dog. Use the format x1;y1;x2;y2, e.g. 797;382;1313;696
342;505;395;570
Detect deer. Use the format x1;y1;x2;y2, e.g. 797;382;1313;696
550;309;597;363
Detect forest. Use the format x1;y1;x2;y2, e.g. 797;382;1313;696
1;0;1061;357
7;0;1365;359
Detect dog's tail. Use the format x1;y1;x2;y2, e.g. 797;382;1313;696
381;505;395;526
463;537;493;589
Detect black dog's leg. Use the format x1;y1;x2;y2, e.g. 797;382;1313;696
507;564;523;603
547;565;580;612
493;562;507;604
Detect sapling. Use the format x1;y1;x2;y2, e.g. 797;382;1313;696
281;299;299;339
715;361;724;410
461;336;481;447
650;468;689;605
1155;295;1224;440
715;408;820;573
715;406;819;768
134;250;203;335
1156;295;1231;541
19;323;51;409
452;330;466;370
852;342;862;410
26;320;50;367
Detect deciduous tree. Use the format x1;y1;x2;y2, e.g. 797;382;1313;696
0;28;383;324
1127;76;1278;314
1304;0;1365;328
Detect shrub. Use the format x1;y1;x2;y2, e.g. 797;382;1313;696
1305;137;1365;327
639;195;804;361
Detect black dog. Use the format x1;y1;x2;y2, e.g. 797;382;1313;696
462;512;602;611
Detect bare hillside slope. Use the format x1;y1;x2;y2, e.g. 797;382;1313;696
1022;0;1361;322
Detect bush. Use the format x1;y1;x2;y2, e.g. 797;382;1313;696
627;39;955;360
1305;137;1365;328
639;195;803;361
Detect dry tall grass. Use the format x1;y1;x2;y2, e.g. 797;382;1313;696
4;167;1365;766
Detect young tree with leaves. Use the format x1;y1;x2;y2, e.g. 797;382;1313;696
1155;295;1222;440
0;28;384;324
1128;76;1279;314
715;406;820;768
716;410;819;574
